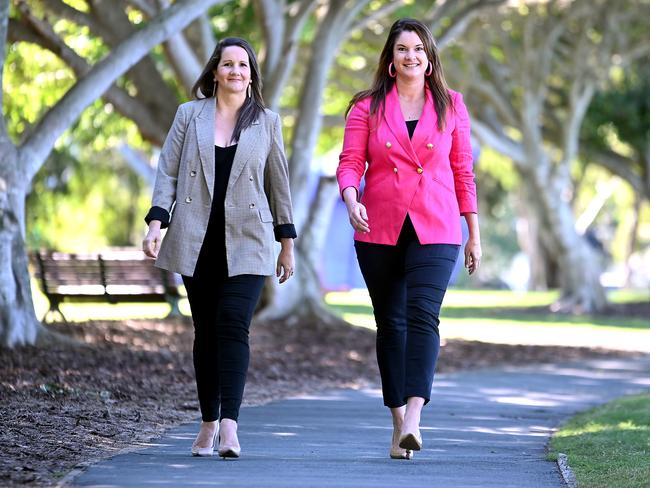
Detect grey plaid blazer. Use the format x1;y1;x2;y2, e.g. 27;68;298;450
150;98;295;277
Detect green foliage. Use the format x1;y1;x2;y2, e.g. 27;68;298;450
583;64;650;158
3;43;74;141
550;392;650;488
4;39;152;251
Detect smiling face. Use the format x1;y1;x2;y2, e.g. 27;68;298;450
213;45;251;96
392;30;429;80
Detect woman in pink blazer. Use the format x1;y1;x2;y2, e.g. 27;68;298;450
337;18;482;460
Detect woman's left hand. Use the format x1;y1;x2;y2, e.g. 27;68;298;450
464;236;482;275
276;246;295;284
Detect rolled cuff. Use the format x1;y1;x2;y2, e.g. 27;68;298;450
144;206;170;229
339;184;359;201
457;196;477;215
274;223;297;241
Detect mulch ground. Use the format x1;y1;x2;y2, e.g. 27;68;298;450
0;315;644;486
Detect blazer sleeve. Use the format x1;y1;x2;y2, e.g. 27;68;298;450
145;104;188;228
264;113;297;241
449;92;478;215
337;100;370;200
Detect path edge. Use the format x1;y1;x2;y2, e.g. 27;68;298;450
557;453;578;488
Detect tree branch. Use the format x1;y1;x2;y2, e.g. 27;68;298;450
434;0;506;49
20;0;225;182
471;117;525;165
11;6;169;144
38;0;111;39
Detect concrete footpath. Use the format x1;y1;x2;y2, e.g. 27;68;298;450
71;357;650;487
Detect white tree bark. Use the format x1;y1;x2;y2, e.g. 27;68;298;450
0;0;224;347
455;0;645;312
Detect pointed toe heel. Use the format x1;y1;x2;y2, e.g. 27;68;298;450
191;429;218;457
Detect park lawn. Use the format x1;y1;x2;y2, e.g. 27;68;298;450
549;392;650;488
325;289;650;352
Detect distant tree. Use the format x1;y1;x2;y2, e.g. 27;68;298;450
454;0;650;312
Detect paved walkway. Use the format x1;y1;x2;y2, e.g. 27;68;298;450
72;357;650;487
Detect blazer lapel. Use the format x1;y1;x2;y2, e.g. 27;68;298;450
227;119;261;192
384;84;419;166
195;98;215;201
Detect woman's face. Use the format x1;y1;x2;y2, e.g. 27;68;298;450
392;30;428;80
213;45;251;95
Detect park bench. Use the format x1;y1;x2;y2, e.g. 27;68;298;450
30;249;181;322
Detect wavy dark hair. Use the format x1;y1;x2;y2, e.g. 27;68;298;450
192;37;265;144
346;18;452;131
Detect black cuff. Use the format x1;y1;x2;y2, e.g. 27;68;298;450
274;223;297;241
144;206;170;229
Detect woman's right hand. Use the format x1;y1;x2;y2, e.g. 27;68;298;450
342;186;369;233
143;221;162;258
346;201;370;234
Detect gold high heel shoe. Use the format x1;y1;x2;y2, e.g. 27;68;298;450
191;426;218;457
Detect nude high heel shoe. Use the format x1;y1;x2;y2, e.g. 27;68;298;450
390;429;413;459
191;426;218;457
217;419;241;458
398;430;423;451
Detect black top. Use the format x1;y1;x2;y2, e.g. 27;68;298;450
406;119;418;139
213;144;237;212
193;145;238;275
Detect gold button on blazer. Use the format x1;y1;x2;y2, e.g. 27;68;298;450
150;98;295;277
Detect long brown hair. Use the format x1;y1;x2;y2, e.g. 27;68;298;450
346;18;452;131
191;37;265;144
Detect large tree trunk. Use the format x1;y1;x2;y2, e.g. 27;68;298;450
521;163;606;313
258;175;342;323
0;152;42;346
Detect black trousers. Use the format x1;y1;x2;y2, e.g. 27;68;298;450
354;217;459;408
182;267;265;422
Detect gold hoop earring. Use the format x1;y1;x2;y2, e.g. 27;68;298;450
388;62;396;78
425;61;433;77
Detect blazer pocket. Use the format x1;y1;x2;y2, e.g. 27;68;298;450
259;207;274;223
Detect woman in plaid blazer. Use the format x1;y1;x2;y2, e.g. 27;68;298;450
143;37;296;459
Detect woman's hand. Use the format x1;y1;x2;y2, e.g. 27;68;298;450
143;221;162;259
464;235;482;275
342;187;369;233
276;239;295;284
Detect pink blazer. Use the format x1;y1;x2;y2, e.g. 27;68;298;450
337;85;477;245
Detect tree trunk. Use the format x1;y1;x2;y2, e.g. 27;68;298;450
624;193;641;287
258;175;342;323
0;153;43;346
521;164;606;313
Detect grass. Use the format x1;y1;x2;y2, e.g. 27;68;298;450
325;289;650;351
549;392;650;488
31;279;650;351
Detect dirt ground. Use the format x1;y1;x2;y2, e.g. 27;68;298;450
0;313;644;486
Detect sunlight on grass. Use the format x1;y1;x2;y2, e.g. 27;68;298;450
324;289;650;352
31;280;191;321
550;392;650;488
